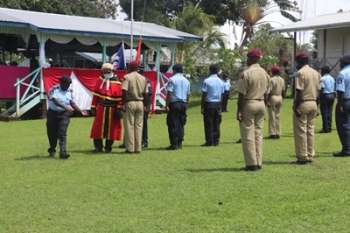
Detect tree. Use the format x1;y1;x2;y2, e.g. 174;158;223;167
0;0;118;18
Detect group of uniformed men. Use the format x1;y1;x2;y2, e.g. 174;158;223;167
46;49;350;172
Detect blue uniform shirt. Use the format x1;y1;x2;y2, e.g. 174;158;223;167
202;74;225;102
224;79;231;92
320;74;335;94
166;73;190;103
48;85;73;111
336;65;350;98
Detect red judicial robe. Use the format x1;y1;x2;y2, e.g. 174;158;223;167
90;76;123;140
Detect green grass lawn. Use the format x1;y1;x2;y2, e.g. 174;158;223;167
1;99;349;233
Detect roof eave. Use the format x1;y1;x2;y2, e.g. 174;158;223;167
272;22;350;33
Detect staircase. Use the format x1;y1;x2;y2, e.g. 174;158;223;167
0;67;44;119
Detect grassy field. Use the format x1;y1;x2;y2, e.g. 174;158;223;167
1;99;349;233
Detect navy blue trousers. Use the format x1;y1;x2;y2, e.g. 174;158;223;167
336;100;350;154
167;102;187;147
320;93;335;132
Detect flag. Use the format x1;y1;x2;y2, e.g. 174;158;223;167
135;37;142;65
113;42;126;70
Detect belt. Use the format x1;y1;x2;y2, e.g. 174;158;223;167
301;99;316;102
98;99;117;107
245;99;264;101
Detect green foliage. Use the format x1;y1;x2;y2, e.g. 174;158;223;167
0;0;117;18
1;100;350;232
248;24;293;64
218;48;242;80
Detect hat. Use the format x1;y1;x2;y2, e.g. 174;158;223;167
295;52;309;61
128;61;139;69
271;65;281;74
247;48;262;58
101;63;113;70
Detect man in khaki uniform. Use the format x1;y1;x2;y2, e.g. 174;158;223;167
293;53;321;164
122;62;148;153
236;48;270;171
268;65;285;139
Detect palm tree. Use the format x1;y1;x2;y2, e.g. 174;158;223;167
171;3;226;62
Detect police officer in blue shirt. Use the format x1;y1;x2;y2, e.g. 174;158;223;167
320;66;335;133
334;55;350;157
201;64;225;146
166;64;190;150
47;76;87;159
221;71;231;112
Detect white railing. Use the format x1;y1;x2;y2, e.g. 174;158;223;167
14;67;42;117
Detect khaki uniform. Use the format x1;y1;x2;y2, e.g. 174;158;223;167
237;64;270;167
122;71;148;152
268;75;285;136
293;65;321;161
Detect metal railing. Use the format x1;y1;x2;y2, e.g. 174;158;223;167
14;67;42;117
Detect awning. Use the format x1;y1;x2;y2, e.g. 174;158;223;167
0;7;201;44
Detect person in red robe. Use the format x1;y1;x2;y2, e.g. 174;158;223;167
90;63;123;153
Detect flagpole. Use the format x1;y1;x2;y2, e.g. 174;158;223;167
130;0;134;62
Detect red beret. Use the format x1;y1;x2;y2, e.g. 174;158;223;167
271;65;281;74
296;53;309;61
247;48;262;58
128;61;139;69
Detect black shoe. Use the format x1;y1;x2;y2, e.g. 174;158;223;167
275;135;280;139
48;149;56;157
319;129;327;133
166;145;178;150
104;148;112;153
201;143;212;147
257;165;262;170
236;139;242;144
125;150;134;154
118;144;125;149
333;151;350;157
244;165;260;171
59;154;70;159
142;143;148;149
268;135;276;139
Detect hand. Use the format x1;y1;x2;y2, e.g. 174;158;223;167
236;111;243;122
65;106;74;113
80;110;89;116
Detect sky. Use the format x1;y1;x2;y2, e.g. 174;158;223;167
116;0;350;48
220;0;350;48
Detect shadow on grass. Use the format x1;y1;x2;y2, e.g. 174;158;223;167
185;167;243;173
15;155;54;161
264;160;293;165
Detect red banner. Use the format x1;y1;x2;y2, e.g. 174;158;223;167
43;68;157;111
0;65;29;99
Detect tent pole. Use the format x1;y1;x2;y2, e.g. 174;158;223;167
102;42;107;63
130;0;134;61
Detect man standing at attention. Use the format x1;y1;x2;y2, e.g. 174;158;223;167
122;62;148;154
236;49;270;171
293;53;320;164
221;71;231;112
166;64;190;150
334;56;350;157
268;65;285;139
319;66;335;133
201;64;225;147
